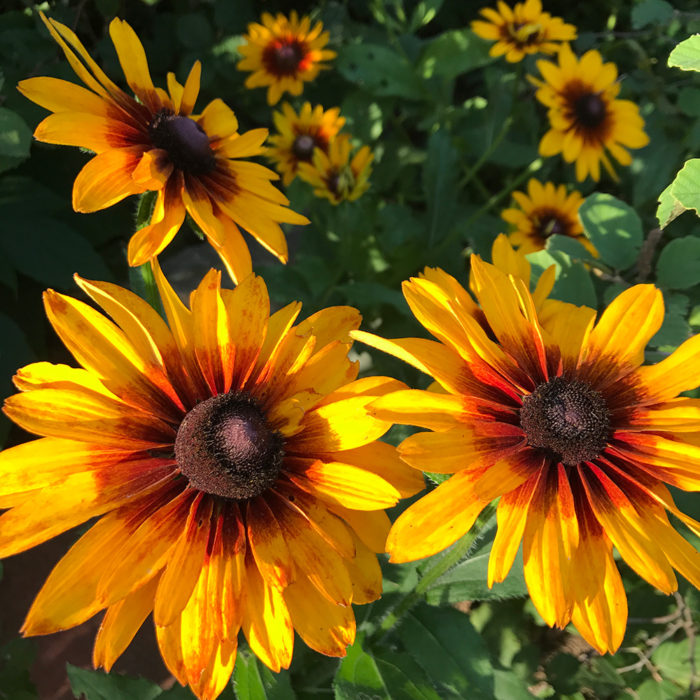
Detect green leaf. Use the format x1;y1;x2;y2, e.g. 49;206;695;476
67;665;163;700
670;158;700;217
677;87;700;116
417;29;492;81
578;193;643;270
657;183;687;229
232;651;295;700
409;0;445;31
397;605;494;699
0;108;32;173
669;34;700;72
176;13;214;49
335;640;441;700
631;0;673;29
650;293;691;349
336;45;426;100
336;281;408;313
424;532;528;605
527;249;597;308
0;216;111;288
655;236;700;289
651;638;700;688
493;669;535;700
0;639;37;699
423;130;459;245
636;679;681;700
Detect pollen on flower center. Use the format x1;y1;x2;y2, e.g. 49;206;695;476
573;93;607;129
292;133;317;161
520;376;610;465
149;110;216;175
174;392;284;500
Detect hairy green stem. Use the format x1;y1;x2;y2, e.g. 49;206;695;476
128;191;164;315
371;502;498;643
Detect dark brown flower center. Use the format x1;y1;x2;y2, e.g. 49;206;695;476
265;40;305;76
536;212;567;239
520;376;610;466
507;21;542;46
573;93;607;129
149;110;216;175
292;134;317;161
174;392;284;500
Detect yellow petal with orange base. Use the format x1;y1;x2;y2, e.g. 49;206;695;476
93;574;160;671
284;575;355;656
386;469;489;563
241;555;294;672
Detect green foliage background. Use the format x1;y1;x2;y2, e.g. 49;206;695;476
1;0;700;698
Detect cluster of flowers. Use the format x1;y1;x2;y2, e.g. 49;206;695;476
473;0;648;253
238;11;373;206
2;5;698;700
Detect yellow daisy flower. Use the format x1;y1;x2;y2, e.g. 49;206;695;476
0;268;423;700
354;257;700;655
501;178;594;255
18;14;308;283
471;0;576;63
237;11;336;106
531;44;649;181
266;102;345;186
297;134;373;205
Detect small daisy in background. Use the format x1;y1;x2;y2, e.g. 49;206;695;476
18;13;308;283
266;102;345;186
501;178;593;254
237;11;336;105
471;0;577;63
531;44;649;181
297;133;373;205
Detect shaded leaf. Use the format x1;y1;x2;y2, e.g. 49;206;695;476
656;236;700;289
423;130;459;245
657;183;687;229
336;44;426;100
632;0;673;29
417;29;492;81
232;652;295;700
578;193;643;270
67;665;163;700
397;605;494;699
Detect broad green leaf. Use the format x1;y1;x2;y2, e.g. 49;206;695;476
546;234;595;262
424;532;528;605
670;158;700;216
657;182;687;228
631;0;673;29
334;640;389;699
669;34;700;72
527;249;596;308
397;605;494;699
335;642;443;700
336;281;408;313
656;236;700;289
493;669;535;700
67;665;163;700
417;29;492;81
0;313;35;447
0;639;37;699
578;193;643;270
176;13;213;48
636;678;681;700
0;216;111;288
232;652;295;700
423;130;459;245
0;108;31;160
336;45;426;100
651;638;700;687
678;87;700;116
